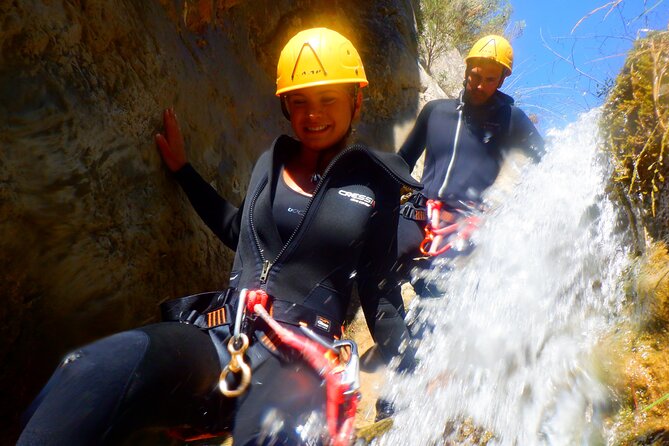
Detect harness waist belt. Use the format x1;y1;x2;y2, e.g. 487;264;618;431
400;192;429;221
160;290;234;329
408;192;428;207
264;299;342;339
400;202;427;221
160;289;341;338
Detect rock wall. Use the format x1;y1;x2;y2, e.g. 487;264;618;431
0;0;428;441
599;31;669;445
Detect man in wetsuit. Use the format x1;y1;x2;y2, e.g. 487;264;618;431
372;35;546;423
397;34;545;296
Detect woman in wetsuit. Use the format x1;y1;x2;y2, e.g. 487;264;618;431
18;27;419;446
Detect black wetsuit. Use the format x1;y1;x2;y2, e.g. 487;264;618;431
272;169;310;242
18;135;420;446
395;90;544;293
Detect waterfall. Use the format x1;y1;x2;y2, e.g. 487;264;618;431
378;109;632;446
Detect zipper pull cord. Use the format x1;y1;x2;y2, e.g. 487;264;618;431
438;106;463;198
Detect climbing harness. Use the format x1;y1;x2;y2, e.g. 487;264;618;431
400;191;428;221
218;288;361;446
419;199;480;257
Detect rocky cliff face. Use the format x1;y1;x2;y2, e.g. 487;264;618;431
0;0;436;440
600;31;669;444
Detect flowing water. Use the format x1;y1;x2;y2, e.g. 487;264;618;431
378;109;632;446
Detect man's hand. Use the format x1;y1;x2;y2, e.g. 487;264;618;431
155;108;187;172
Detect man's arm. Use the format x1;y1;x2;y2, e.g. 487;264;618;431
508;107;545;162
398;100;443;170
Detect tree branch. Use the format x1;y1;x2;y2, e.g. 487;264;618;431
571;0;624;34
540;28;605;86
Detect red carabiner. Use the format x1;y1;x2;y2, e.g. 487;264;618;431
246;289;269;313
420;200;452;256
420;234;453;256
420;200;481;257
426;199;442;228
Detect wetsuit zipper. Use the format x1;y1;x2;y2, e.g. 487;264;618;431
438;94;465;198
248;176;271;288
249;144;410;290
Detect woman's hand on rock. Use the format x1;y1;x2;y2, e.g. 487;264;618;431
155;108;187;172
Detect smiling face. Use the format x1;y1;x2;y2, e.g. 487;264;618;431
465;59;506;106
284;84;361;152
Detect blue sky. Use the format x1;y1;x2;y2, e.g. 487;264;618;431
505;0;668;129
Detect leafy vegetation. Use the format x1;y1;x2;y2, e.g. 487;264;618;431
601;31;669;242
415;0;513;73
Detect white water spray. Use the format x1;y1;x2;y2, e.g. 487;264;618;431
378;109;631;446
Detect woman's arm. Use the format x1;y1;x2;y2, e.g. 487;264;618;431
156;108;242;250
173;165;243;250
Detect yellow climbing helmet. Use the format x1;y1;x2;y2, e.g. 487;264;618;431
275;27;368;96
465;35;513;76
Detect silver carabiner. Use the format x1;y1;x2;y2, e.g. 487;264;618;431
233;289;248;338
332;339;360;394
298;326;361;394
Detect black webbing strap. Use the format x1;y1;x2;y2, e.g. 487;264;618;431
400;203;427;221
268;299;342;339
408;192;428;207
400;204;426;222
160;289;234;329
400;192;428;221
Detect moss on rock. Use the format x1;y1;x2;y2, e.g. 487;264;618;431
600;29;669;444
599;243;669;445
601;31;669;242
